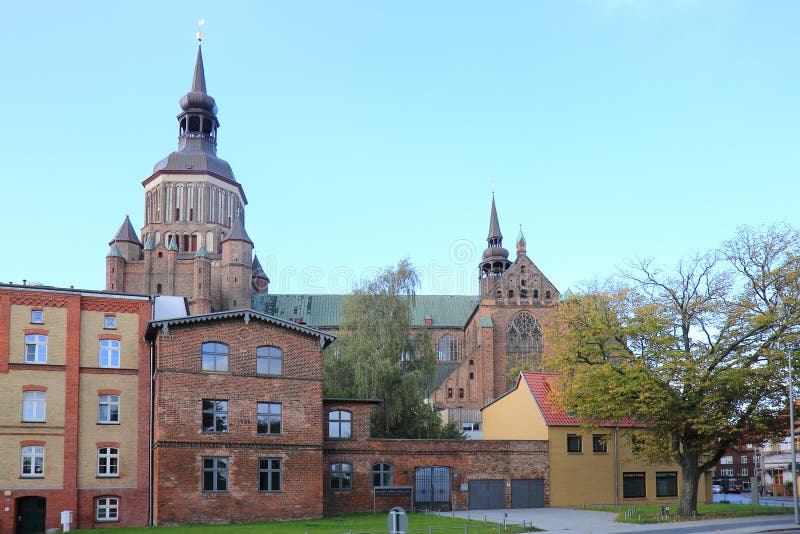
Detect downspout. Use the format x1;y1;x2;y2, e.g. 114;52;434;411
614;427;619;507
148;301;156;527
149;337;155;526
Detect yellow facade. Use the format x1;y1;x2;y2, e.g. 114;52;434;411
79;310;141;369
482;382;547;440
77;373;140;488
9;305;68;365
483;374;714;507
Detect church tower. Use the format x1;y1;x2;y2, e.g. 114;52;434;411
478;195;512;297
105;44;268;313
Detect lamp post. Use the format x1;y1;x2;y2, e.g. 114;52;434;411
788;346;799;524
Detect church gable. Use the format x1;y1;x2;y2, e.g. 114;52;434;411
490;255;559;306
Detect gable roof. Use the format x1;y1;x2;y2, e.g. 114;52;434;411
521;372;642;428
252;294;480;329
144;308;335;347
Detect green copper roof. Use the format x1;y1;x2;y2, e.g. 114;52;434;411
252;294;480;329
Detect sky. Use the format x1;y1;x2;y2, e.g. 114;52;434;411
1;1;798;295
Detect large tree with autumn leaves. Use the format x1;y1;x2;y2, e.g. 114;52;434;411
548;224;800;515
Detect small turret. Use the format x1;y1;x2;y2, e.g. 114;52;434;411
517;226;527;258
191;246;212;314
251;254;270;295
109;216;142;262
221;214;253;310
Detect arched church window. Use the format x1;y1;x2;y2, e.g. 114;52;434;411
206;232;214;253
546;290;551;300
437;334;460;361
506;312;544;378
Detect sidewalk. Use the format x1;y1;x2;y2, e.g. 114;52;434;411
439;507;798;534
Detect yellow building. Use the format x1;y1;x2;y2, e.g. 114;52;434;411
483;372;712;507
0;283;152;534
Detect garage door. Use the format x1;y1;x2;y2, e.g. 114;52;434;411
469;479;505;509
511;479;545;508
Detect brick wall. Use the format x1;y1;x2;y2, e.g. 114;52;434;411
323;438;549;515
152;315;327;526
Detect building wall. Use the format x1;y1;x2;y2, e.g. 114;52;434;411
482;381;547;440
0;286;151;534
321;399;549;515
151;316;326;526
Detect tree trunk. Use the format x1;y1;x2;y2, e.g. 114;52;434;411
678;452;703;516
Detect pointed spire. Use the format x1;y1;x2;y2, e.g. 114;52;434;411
192;45;207;94
180;45;217;114
143;234;155;251
488;194;502;242
222;214;253;245
252;254;265;275
517;225;527;257
479;195;511;277
167;235;179;251
194;246;209;259
109;216;142;247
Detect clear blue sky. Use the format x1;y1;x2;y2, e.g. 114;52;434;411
2;1;797;295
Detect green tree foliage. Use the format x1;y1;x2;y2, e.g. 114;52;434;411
548;224;800;515
324;259;463;439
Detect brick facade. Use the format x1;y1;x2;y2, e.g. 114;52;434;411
322;400;549;515
147;312;332;526
0;285;151;534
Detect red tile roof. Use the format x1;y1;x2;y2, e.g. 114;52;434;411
521;371;643;428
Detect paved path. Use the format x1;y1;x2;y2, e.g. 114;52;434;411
439;508;799;534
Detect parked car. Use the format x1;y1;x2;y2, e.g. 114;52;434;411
712;483;721;494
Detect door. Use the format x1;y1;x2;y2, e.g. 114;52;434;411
511;479;545;508
415;466;452;511
468;479;505;509
16;496;46;534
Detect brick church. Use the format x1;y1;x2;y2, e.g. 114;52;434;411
105;45;561;433
0;44;554;534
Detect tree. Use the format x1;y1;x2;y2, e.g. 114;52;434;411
324;259;463;439
547;224;800;515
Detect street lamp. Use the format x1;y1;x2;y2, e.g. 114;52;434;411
788;346;799;524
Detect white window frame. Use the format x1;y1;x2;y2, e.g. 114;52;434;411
21;446;44;477
22;391;46;422
30;310;43;323
24;334;47;363
96;496;119;521
720;455;733;465
99;339;121;368
98;394;120;424
104;316;117;329
97;447;120;477
328;410;352;438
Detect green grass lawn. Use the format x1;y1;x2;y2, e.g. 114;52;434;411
586;503;794;524
79;512;541;533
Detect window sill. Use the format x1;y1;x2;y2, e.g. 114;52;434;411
20;475;44;479
97;422;120;425
21;420;46;424
567;451;583;455
96;519;119;523
97;475;120;478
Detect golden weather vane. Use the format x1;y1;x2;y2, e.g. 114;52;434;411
196;19;205;42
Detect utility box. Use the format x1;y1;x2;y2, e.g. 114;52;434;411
60;510;73;532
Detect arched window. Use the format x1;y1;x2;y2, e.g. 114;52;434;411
328;410;352;438
437;334;460;361
256;346;282;375
506;312;544;374
201;342;229;372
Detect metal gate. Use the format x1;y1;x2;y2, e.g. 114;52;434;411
511;479;545;508
468;479;505;509
415;466;451;511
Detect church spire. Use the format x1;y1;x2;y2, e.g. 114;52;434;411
479;194;511;277
177;45;219;154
